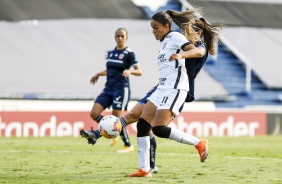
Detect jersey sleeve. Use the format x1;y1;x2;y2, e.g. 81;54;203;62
128;51;138;67
196;41;206;49
172;32;191;51
195;41;207;55
106;49;111;59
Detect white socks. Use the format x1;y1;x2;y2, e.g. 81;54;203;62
137;129;200;172
137;136;150;172
169;128;200;146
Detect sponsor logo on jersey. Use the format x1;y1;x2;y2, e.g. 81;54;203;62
108;59;123;63
158;54;165;63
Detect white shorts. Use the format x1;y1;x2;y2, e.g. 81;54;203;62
147;88;187;116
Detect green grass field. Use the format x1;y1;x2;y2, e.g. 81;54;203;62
1;136;282;184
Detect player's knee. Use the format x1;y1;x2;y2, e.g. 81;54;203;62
90;110;99;121
137;118;151;137
126;110;139;123
152;126;171;138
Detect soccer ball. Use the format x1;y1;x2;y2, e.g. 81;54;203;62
98;115;122;139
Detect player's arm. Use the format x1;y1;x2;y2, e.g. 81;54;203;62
123;64;142;77
182;45;206;58
169;44;205;61
90;70;107;84
123;51;142;77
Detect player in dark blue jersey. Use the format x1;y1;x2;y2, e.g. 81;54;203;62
185;40;208;102
80;28;142;153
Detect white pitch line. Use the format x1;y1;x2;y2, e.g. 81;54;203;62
1;150;282;162
157;152;282;162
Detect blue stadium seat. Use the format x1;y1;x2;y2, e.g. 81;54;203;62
138;1;282;108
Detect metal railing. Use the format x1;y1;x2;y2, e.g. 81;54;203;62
178;0;252;93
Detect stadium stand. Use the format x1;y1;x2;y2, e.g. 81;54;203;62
1;0;281;108
135;0;282;107
0;0;228;101
0;0;147;20
184;0;282;107
185;0;282;29
186;0;282;89
221;27;282;89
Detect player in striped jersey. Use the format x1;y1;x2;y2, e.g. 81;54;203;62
80;9;222;176
126;9;222;177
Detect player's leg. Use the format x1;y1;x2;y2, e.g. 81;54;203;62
121;84;158;125
152;89;208;162
90;103;105;123
89;91;112;123
120;102;158;172
149;134;158;173
112;87;134;152
126;100;157;177
80;102;105;145
121;102;144;125
108;109;121;146
80;92;112;145
112;109;134;153
125;86;158;172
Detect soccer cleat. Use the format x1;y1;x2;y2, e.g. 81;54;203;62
80;129;97;145
195;138;209;162
110;136;119;146
151;166;158;174
125;169;152;177
116;145;134;153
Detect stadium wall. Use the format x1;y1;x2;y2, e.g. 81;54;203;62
0;100;281;137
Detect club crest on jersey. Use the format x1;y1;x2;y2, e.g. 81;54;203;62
165;35;172;39
159;78;166;85
119;53;124;59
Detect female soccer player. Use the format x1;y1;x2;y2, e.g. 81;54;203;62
80;27;142;153
80;9;222;175
125;9;222;177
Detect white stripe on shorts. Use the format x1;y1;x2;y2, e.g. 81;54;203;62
122;87;129;111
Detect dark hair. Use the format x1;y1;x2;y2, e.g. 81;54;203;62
151;11;172;29
115;27;128;36
166;9;198;45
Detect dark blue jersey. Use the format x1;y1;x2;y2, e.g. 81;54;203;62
106;47;138;90
185;41;208;102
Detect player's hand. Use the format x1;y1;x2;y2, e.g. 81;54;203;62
122;70;131;77
90;74;99;84
169;53;182;61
